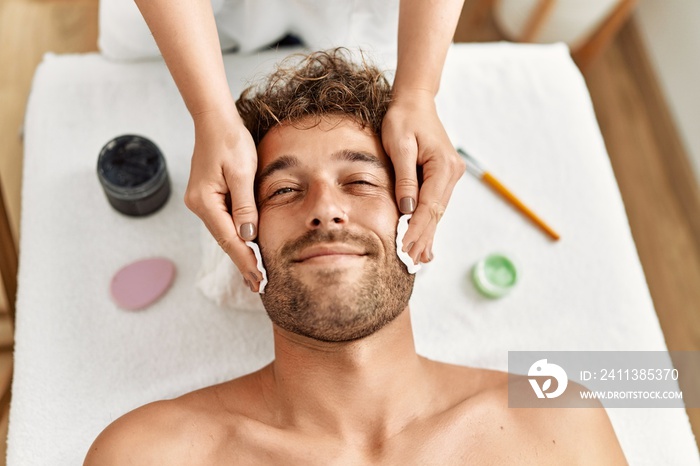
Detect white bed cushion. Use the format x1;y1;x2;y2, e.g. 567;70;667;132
98;0;398;60
9;44;699;465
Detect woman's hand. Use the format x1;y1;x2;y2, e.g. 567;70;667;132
185;109;263;292
381;89;466;265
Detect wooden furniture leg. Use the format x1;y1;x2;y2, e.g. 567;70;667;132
572;0;639;70
0;179;17;326
0;177;16;418
520;0;557;42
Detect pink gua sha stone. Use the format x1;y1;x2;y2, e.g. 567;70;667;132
110;257;176;310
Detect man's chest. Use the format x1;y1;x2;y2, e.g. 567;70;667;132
204;416;556;466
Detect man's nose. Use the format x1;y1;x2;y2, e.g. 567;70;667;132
305;183;349;229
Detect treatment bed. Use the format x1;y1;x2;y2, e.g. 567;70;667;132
8;43;699;464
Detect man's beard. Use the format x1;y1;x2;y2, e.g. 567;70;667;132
259;228;415;342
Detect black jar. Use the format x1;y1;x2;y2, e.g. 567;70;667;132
97;135;171;216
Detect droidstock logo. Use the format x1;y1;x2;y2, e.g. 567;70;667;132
528;359;569;399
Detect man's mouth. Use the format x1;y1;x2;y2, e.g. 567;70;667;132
293;244;368;263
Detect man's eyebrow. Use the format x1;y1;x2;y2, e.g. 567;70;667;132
258;150;386;187
332;149;386;168
257;155;300;188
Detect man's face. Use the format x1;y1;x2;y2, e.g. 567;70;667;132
255;116;414;342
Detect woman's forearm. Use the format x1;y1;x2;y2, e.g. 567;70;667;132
394;0;466;97
134;0;237;118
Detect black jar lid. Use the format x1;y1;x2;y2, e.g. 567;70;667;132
97;135;170;216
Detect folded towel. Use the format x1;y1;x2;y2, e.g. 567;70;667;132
196;227;266;312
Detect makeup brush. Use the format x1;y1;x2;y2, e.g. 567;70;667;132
457;148;560;241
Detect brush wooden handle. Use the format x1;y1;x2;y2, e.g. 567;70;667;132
482;172;560;241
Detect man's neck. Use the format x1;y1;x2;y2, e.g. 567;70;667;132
257;308;438;447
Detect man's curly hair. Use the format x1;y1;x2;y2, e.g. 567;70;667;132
236;48;392;145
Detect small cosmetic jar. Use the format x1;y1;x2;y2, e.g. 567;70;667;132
97;135;171;216
471;253;518;298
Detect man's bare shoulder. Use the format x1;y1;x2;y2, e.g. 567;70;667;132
83;399;184;465
433;362;627;465
487;375;626;464
503;376;627;464
83;375;264;466
83;397;224;466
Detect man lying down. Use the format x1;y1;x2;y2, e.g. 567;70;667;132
85;49;626;465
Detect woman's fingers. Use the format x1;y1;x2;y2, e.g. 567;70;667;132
382;124;420;215
407;149;465;264
185;117;263;290
223;155;259;242
402;161;448;263
382;93;466;266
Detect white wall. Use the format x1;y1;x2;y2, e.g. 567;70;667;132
634;0;700;185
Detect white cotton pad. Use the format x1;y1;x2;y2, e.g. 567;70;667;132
396;214;421;274
245;241;268;294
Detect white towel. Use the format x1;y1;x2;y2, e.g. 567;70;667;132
9;44;699;465
196;227;266;312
